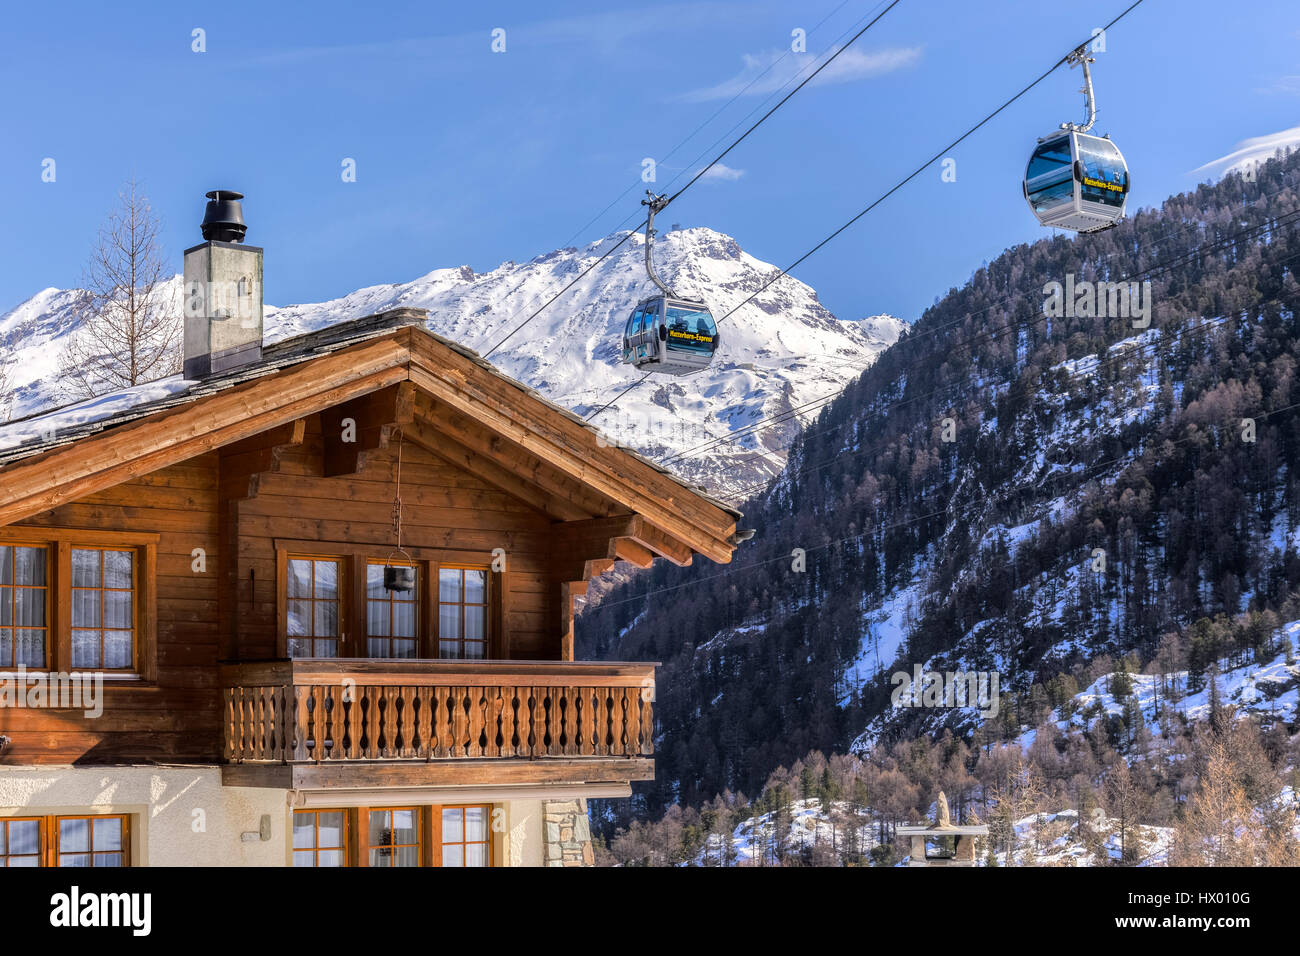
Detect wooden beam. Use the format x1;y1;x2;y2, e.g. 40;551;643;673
221;757;656;790
0;336;412;528
321;383;415;478
626;517;694;568
553;514;693;568
218;418;307;501
613;537;655;569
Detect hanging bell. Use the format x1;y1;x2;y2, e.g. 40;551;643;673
384;564;415;593
383;549;415;593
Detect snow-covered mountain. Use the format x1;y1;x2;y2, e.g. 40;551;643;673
0;227;903;499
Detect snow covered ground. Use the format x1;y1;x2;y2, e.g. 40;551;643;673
693;798;877;866
688;797;1178;866
1020;624;1300;750
983;809;1174;867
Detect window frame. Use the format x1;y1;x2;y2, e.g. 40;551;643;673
293;805;493;867
69;546;139;673
357;806;426;868
275;541;501;659
0;813;131;867
284;553;347;659
0;542;52;670
0;529;157;680
0;815;45;868
437;804;493;868
436;565;491;660
364;559;419;659
291;808;350;868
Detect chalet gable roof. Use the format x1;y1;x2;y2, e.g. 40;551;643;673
0;309;740;565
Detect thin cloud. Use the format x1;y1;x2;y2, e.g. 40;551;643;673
682;45;922;103
1191;125;1300;177
696;164;745;182
1256;74;1300;95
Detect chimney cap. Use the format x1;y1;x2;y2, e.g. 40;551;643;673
201;189;247;243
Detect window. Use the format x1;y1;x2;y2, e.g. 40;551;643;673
367;808;421;867
0;545;49;668
664;306;717;355
291;806;493;866
440;805;490;867
1026;136;1076;213
1;815;129;867
0;818;41;867
366;562;417;658
438;568;488;659
1077;138;1128;208
1026;136;1072;179
71;548;135;670
0;532;155;678
293;810;346;867
278;548;499;659
56;815;127;867
287;557;342;658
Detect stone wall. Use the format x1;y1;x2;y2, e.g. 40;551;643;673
542;798;594;866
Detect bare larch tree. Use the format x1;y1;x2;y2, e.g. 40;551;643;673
59;179;181;398
0;353;13;422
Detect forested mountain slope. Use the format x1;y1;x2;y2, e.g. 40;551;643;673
580;148;1300;811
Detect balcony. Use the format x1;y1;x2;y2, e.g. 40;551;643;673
219;659;656;792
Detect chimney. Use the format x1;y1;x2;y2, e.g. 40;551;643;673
183;189;264;378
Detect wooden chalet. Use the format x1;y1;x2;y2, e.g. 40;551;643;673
0;205;741;866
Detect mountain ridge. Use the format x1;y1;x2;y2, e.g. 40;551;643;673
579;147;1300;811
0;227;903;499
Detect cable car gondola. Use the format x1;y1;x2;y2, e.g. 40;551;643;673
1023;47;1129;235
621;192;719;376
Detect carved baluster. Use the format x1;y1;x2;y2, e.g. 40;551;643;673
448;686;466;757
579;687;591;756
319;685;333;760
499;684;517;757
641;685;655;755
623;685;641;758
544;686;560;756
292;685;309;762
559;686;575;756
224;688;235;761
415;686;431;758
592;687;608;756
430;687;446;758
526;686;542;756
377;686;391;758
363;687;378;760
329;684;344;761
275;683;289;761
485;685;503;757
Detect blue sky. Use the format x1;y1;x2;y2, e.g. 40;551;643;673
2;0;1299;326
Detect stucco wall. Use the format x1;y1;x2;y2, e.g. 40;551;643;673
506;799;544;867
0;765;286;866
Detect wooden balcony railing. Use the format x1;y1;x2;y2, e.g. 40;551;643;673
221;660;655;768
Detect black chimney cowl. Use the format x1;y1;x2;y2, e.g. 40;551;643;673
200;189;247;243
